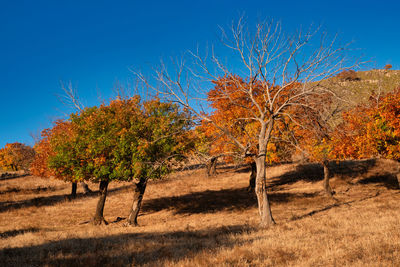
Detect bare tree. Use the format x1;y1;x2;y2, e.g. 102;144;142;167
135;18;359;227
58;81;85;112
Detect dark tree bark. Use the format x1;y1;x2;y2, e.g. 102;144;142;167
247;161;256;192
80;182;92;194
126;177;147;226
322;160;333;197
70;182;77;198
206;157;217;177
396;172;400;189
255;153;275;227
92;180;109;225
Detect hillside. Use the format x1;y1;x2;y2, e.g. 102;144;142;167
0;160;399;266
311;69;400;129
324;69;400;106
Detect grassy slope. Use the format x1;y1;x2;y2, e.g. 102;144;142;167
311;69;400;129
0;160;399;266
324;69;400;106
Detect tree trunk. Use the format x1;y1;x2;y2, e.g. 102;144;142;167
396;173;400;189
80;182;92;194
247;161;256;192
322;160;333;197
126;177;147;226
255;155;275;227
206;157;217;177
92;180;109;225
70;182;77;198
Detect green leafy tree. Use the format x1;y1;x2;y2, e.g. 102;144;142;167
47;96;191;225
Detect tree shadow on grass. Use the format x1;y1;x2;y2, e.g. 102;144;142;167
0;228;40;239
267;163;323;187
0;224;255;266
0;173;29;181
144;159;396;216
0;184;133;213
268;159;379;188
141;187;319;215
357;174;399;190
0;185;62;195
291;191;382;221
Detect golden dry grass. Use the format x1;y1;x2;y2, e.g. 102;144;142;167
0;159;399;266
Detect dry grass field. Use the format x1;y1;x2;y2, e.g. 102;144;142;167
0;159;399;266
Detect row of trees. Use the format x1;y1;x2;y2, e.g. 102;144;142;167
4;18;398;227
3;77;398;226
136;19;363;226
197;75;400;198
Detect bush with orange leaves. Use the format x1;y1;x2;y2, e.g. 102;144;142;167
331;87;400;161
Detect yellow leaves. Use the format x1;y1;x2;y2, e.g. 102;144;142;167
266;143;280;164
94;156;106;166
0;143;35;171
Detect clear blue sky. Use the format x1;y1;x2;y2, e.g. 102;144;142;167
1;0;399;148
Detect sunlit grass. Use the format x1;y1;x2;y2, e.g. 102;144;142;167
0;159;399;266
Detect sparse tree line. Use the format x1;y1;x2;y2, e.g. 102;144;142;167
1;19;399;227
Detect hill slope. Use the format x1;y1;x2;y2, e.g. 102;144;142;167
324;69;400;106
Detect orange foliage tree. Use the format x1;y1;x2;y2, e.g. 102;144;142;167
138;19;357;226
0;142;35;172
197;76;295;181
291;91;341;196
331;88;400;162
30;120;82;197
